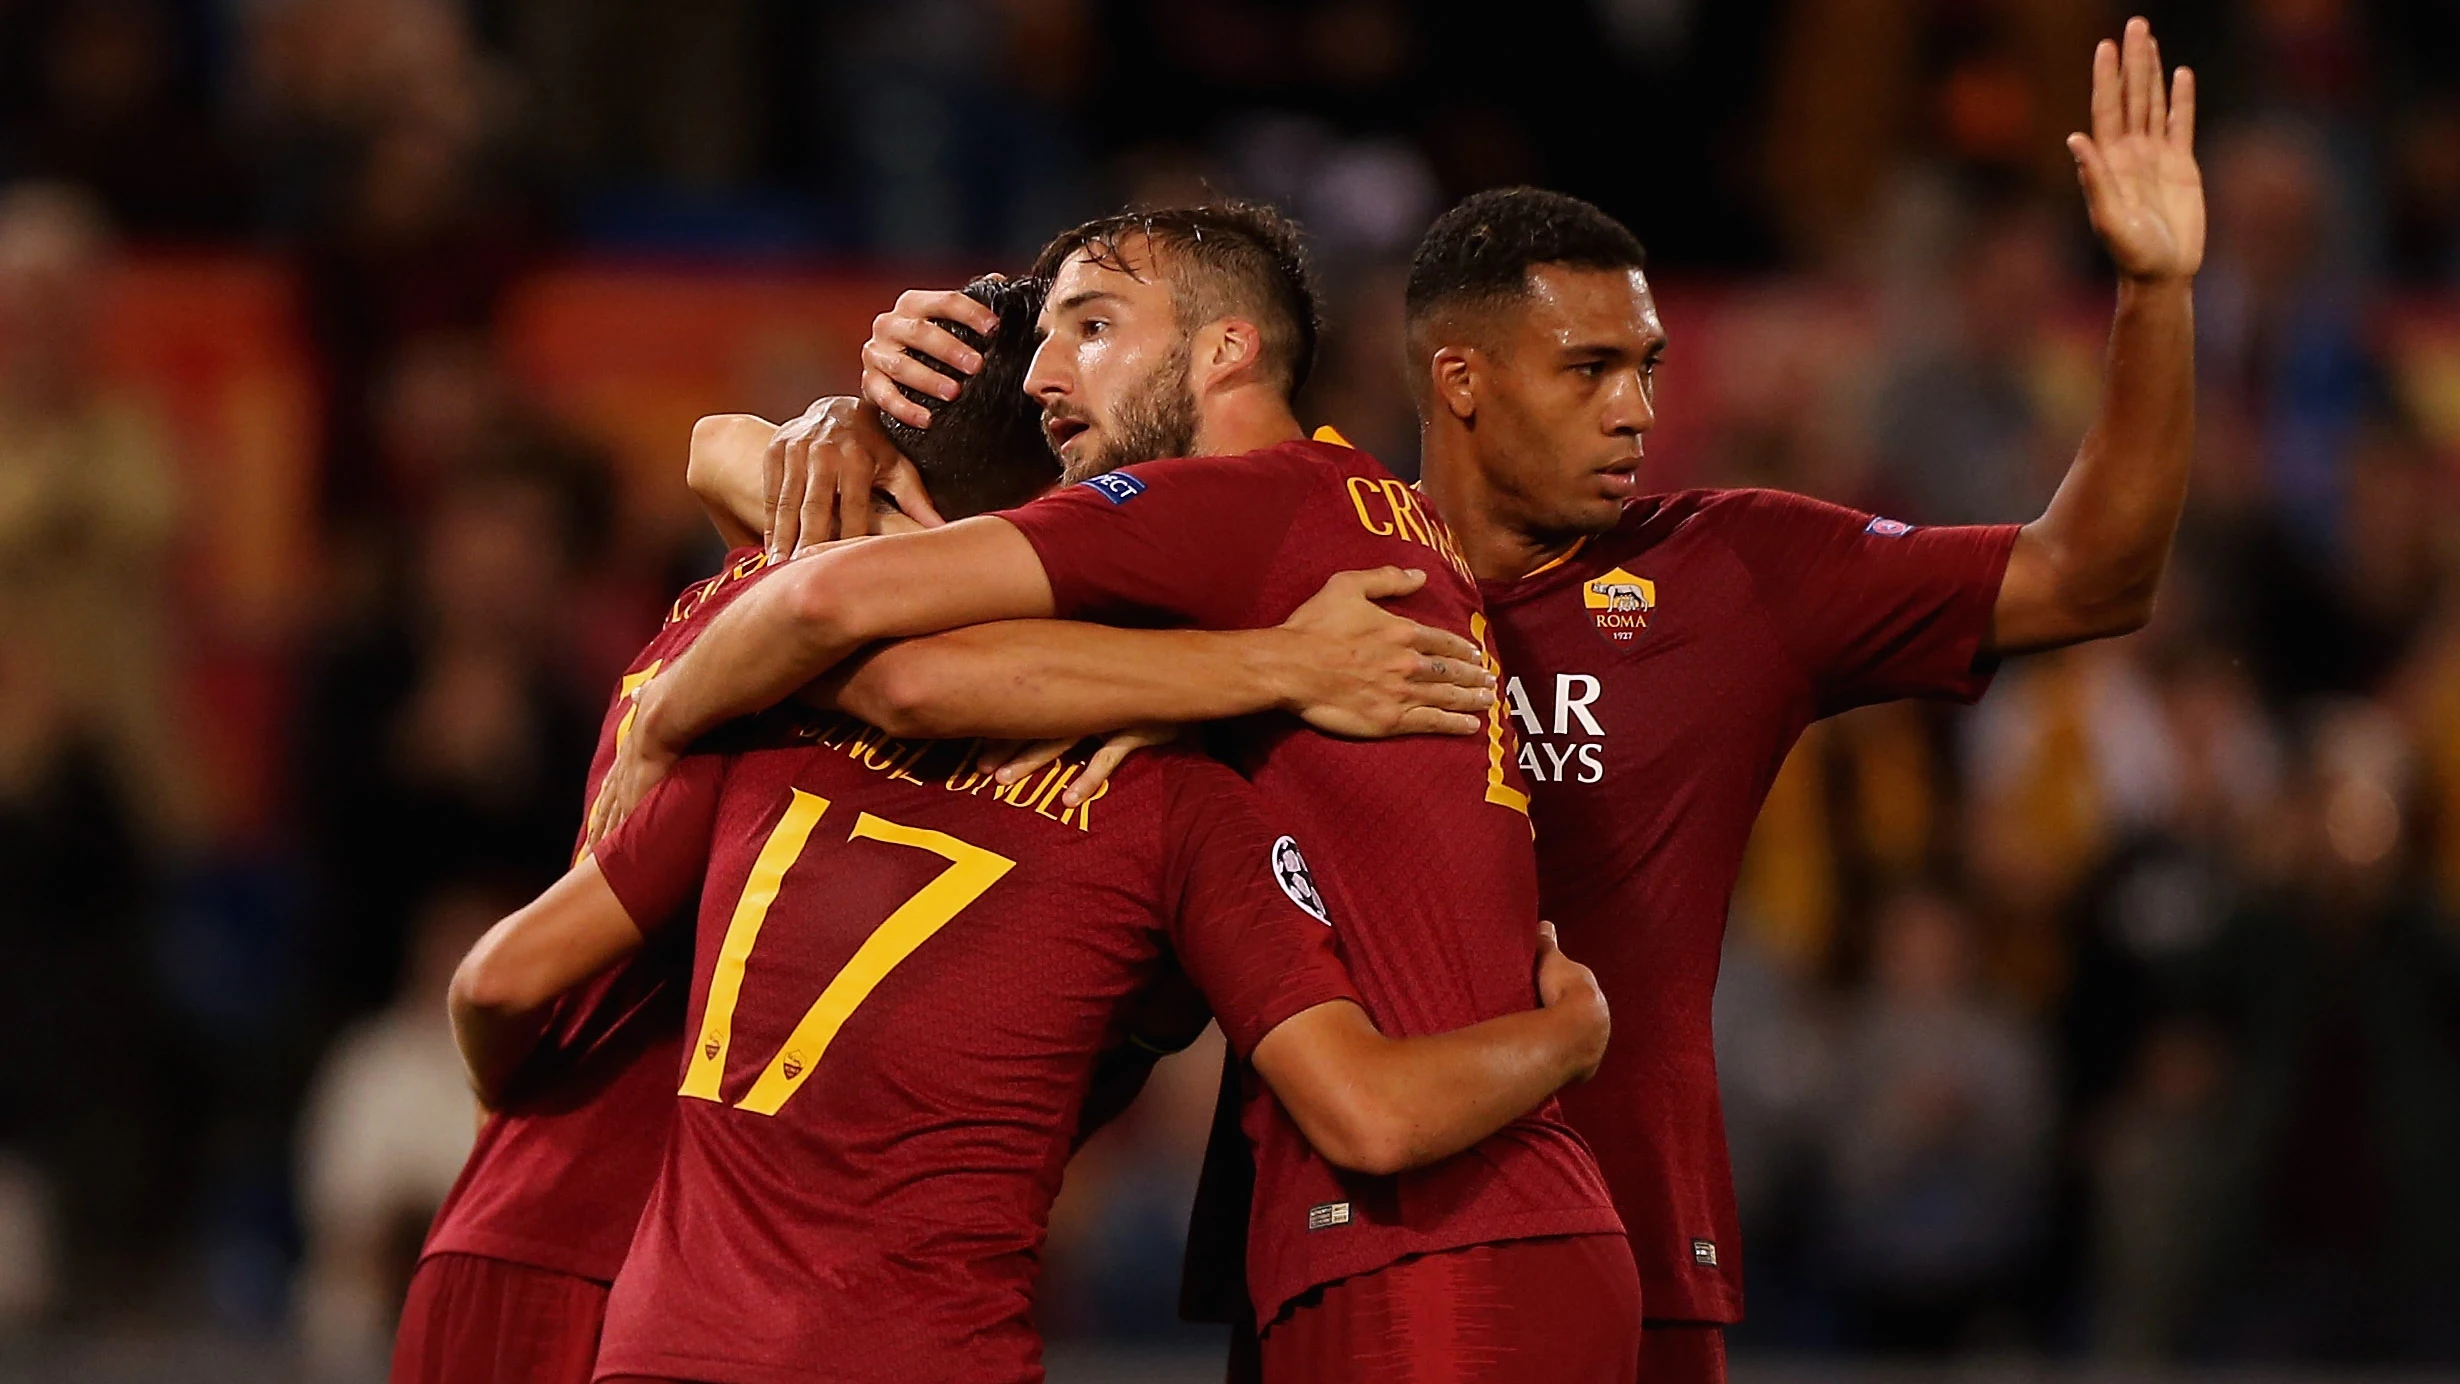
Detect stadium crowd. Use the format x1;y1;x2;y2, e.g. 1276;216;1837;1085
0;0;2454;1374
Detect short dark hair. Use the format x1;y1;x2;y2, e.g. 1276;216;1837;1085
879;275;1059;518
1029;200;1320;398
1404;188;1647;327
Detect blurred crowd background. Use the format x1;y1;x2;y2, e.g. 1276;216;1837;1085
2;0;2459;1378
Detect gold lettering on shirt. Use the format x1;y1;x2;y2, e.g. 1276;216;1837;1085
788;715;1110;833
1344;475;1474;582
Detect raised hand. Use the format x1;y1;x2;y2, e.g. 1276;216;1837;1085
2069;17;2204;283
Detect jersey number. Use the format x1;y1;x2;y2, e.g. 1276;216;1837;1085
679;789;1016;1116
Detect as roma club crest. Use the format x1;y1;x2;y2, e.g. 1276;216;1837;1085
1582;567;1656;642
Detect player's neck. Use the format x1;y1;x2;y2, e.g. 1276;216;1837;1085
1192;389;1304;458
1417;431;1583;583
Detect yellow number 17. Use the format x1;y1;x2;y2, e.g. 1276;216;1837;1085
679;790;1016;1116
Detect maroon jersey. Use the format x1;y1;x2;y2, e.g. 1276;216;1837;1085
421;547;777;1280
588;720;1360;1384
1002;438;1621;1325
1475;490;2018;1321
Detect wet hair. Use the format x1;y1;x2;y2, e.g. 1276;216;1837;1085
1028;200;1320;399
879;275;1060;518
1404;187;1647;332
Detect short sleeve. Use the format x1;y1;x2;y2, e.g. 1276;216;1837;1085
1157;763;1362;1057
1720;490;2019;715
997;449;1318;629
591;754;726;932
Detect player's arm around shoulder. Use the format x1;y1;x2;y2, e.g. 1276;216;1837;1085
1250;923;1608;1177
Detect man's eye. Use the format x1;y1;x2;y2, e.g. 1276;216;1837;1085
1082;318;1108;337
1574;361;1606;379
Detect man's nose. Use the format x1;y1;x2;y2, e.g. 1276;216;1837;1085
1603;371;1654;436
1025;337;1067;399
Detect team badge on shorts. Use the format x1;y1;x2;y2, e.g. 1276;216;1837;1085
1865;516;1913;537
1270;836;1331;924
1081;471;1145;504
1581;566;1656;643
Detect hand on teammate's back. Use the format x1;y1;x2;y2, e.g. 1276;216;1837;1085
978;724;1182;806
1535;921;1609;1084
2067;17;2203;283
764;396;943;558
1275;567;1497;739
860;285;1002;430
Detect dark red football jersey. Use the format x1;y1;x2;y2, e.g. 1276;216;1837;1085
588;720;1360;1384
1002;439;1621;1325
1475;489;2018;1321
421;546;778;1281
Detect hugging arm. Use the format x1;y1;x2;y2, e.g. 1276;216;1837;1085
1250;924;1608;1176
447;861;649;1107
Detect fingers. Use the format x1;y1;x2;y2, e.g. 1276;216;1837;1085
860;351;937;431
833;441;872;543
1405;623;1488;670
2090;37;2122;146
1393;706;1484;737
2142;28;2166;135
989;738;1071;787
861;327;971;401
2068;133;2113;204
1065;739;1135;806
2168;65;2195;149
796;457;838;556
1537;919;1560;951
2122;17;2153;137
1339;565;1428;603
1413;682;1499;715
769;431;808;559
876;455;948;528
895;286;998;343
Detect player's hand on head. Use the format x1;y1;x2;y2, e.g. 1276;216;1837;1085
1534;920;1610;1084
1278;567;1496;739
765;396;944;558
2068;17;2203;283
859;285;1001;431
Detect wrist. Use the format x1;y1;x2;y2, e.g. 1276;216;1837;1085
2117;272;2195;302
1248;626;1324;716
630;684;688;760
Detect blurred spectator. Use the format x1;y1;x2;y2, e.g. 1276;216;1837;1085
292;881;489;1377
0;181;203;1318
0;0;252;235
296;460;596;1018
2179;705;2460;1363
2084;1018;2229;1359
1821;887;2053;1353
1869;192;2073;526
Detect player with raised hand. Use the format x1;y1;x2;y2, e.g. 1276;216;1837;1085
840;19;2198;1382
391;274;1504;1384
1380;19;2196;1384
591;203;1643;1382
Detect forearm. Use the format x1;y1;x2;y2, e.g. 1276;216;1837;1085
448;995;555;1109
687;413;775;551
1353;1005;1600;1171
636;520;1054;756
834;621;1307;740
1999;277;2195;651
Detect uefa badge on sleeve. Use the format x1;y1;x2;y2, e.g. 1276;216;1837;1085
1080;471;1146;505
1865;516;1913;537
1270;836;1331;925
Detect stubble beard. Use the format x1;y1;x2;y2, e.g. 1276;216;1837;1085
1064;341;1198;481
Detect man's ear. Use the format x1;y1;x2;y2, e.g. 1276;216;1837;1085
1428;346;1480;422
1193;317;1265;395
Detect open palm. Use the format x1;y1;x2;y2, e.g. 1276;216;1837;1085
2070;18;2204;282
